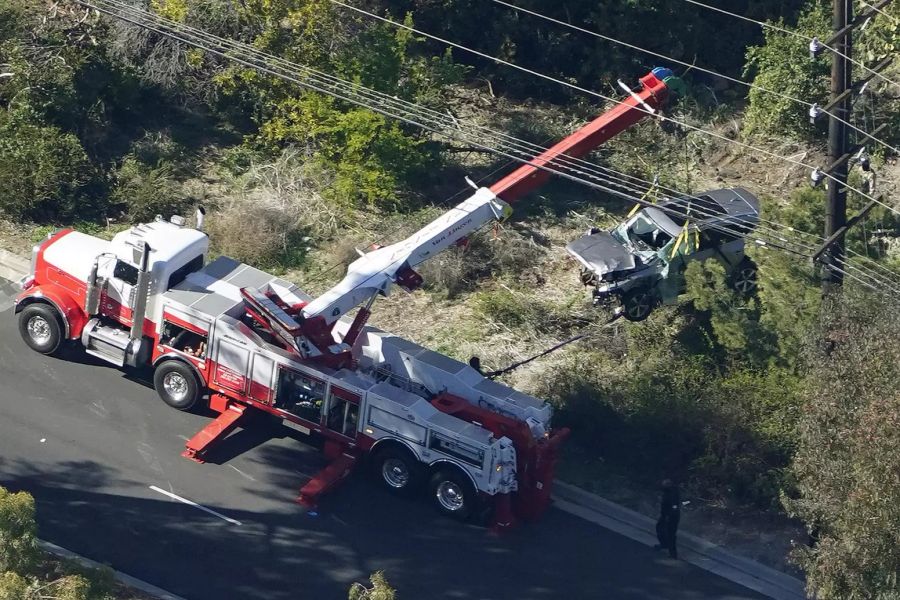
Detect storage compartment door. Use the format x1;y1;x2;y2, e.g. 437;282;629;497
214;340;251;394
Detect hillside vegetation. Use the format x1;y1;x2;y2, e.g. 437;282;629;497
2;1;900;595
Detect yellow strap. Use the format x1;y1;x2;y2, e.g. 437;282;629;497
670;229;686;259
627;182;659;218
670;220;694;259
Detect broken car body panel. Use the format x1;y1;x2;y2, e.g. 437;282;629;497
567;187;760;318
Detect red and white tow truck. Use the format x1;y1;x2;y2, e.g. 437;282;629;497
14;68;675;526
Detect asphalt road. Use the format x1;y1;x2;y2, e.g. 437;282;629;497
0;283;764;600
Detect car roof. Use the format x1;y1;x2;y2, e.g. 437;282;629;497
650;187;759;235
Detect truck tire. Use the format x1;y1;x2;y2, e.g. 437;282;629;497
372;445;421;496
18;304;64;355
153;361;200;411
621;288;655;322
429;468;476;521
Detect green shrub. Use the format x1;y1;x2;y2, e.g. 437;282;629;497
0;487;38;574
0;112;102;222
111;157;186;223
743;2;830;138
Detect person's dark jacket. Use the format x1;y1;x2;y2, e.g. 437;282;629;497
660;485;681;520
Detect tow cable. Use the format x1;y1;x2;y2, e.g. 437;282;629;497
481;310;624;379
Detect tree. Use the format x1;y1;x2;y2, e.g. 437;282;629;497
743;1;830;138
0;487;38;574
349;571;396;600
787;293;900;599
0;109;102;222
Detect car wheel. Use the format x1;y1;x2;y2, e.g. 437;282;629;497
429;468;476;521
18;304;64;355
731;259;758;296
373;445;421;495
622;289;655;322
153;361;200;411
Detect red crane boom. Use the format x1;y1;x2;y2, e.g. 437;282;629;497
490;69;673;203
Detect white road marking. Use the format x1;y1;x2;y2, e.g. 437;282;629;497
148;485;242;526
228;465;257;482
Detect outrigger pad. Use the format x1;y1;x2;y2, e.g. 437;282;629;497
297;451;359;510
182;403;247;463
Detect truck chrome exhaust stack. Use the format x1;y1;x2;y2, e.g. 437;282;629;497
129;242;152;343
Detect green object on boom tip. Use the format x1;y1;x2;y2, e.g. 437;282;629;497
663;74;687;100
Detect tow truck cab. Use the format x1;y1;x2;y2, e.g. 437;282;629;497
17;217;208;364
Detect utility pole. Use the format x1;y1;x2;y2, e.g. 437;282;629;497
822;0;853;290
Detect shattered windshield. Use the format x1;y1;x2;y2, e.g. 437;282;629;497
624;214;672;252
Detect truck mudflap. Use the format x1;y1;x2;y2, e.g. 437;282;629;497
511;426;570;521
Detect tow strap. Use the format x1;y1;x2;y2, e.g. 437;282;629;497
486;312;624;379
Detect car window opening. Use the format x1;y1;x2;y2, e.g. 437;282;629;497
628;215;672;251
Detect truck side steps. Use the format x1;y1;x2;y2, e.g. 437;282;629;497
81;318;132;367
297;451;359;510
182;402;247;463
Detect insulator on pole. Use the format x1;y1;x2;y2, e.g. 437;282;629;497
809;103;824;123
810;168;826;187
809;36;825;58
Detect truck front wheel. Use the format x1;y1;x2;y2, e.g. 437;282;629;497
153;361;200;411
18;304;64;355
429;468;476;521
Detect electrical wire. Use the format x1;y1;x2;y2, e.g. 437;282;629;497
85;0;793;243
860;0;899;24
491;0;900;157
680;0;900;92
83;0;900;294
331;0;900;222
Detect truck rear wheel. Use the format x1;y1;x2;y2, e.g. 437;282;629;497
153;361;199;411
373;445;421;496
18;304;64;355
429;468;476;521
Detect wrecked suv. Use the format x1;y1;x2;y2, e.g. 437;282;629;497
567;187;760;321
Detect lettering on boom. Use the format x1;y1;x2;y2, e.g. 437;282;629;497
431;217;474;247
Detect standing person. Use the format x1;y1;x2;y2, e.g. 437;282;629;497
654;479;681;559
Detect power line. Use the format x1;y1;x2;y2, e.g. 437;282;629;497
680;0;900;91
330;0;900;222
88;0;782;244
491;0;900;157
84;0;900;293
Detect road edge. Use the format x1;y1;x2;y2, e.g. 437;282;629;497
0;248;28;283
552;481;807;600
39;540;188;600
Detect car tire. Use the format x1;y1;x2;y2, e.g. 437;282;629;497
18;304;64;355
373;445;422;496
621;289;655;322
429;468;476;521
730;259;758;296
153;361;200;411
